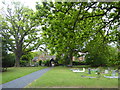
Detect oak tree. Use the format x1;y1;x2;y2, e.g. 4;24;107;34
1;1;41;67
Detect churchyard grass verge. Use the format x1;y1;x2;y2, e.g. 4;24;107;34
1;67;46;84
26;66;118;88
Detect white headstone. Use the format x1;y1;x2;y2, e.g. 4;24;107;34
108;67;111;71
52;64;54;67
112;70;116;76
105;70;108;74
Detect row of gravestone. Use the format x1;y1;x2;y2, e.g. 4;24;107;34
88;68;117;75
70;67;119;78
82;68;118;78
87;68;119;78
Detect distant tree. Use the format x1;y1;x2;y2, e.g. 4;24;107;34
107;46;119;67
85;36;109;67
85;32;119;67
20;52;33;66
0;1;42;67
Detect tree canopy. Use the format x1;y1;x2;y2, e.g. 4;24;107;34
0;1;42;66
1;1;119;67
35;2;119;66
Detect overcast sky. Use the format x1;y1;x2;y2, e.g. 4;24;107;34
0;0;40;11
0;0;57;10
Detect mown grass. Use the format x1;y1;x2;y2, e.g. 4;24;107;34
26;66;118;88
0;66;46;84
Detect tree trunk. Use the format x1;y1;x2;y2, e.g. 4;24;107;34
14;44;22;67
15;54;21;67
69;52;73;66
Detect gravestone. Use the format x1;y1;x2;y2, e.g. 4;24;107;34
52;63;54;67
96;68;101;78
81;75;96;78
108;67;111;71
88;68;91;74
104;69;118;78
112;70;116;76
105;70;109;74
115;69;118;73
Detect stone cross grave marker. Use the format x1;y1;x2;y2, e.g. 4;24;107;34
88;68;91;74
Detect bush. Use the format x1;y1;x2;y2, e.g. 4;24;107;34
57;55;70;65
54;60;59;66
107;51;120;67
72;61;80;65
2;39;15;71
42;60;46;64
20;60;28;67
85;54;107;67
20;52;33;66
41;60;50;66
72;61;86;65
2;53;15;71
39;60;42;66
2;53;15;67
45;60;50;66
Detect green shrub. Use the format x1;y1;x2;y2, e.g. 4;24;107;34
45;60;50;66
39;60;42;66
41;60;50;66
2;53;15;72
2;53;15;67
85;54;107;67
72;61;86;65
20;60;28;67
42;60;46;64
20;52;33;66
72;61;80;65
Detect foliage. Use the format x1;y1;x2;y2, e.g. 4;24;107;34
20;52;33;66
41;60;50;66
1;1;120;67
39;60;42;66
31;51;44;57
0;1;41;67
35;2;120;66
42;60;46;64
2;38;15;71
2;53;15;68
72;61;86;65
21;52;33;61
45;60;50;66
85;38;118;67
85;37;110;67
20;60;28;67
107;46;119;67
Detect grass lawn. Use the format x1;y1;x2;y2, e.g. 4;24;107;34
0;66;46;84
26;66;118;88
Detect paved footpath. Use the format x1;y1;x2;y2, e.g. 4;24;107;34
0;67;52;88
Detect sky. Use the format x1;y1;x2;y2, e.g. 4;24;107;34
0;0;39;11
0;0;56;10
17;0;38;10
